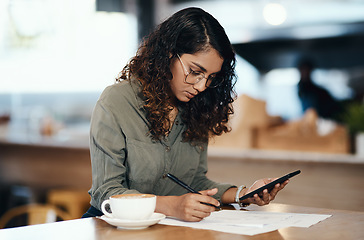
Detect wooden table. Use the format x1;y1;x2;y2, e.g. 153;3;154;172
0;203;363;240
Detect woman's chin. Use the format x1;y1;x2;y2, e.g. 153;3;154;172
177;95;192;102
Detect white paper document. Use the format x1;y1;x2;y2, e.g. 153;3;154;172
159;209;331;236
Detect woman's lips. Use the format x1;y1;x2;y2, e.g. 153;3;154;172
186;91;196;99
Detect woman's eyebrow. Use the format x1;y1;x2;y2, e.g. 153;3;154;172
191;61;207;72
191;61;220;74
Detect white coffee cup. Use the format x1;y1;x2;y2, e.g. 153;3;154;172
101;193;156;220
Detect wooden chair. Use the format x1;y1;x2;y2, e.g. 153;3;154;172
47;189;90;219
0;204;72;229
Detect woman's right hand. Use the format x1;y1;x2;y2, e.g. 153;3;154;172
156;188;220;222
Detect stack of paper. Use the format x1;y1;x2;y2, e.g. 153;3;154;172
159;209;331;236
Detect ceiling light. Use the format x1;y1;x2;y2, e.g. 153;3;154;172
263;3;287;26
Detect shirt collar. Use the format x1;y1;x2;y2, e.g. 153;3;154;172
128;77;146;110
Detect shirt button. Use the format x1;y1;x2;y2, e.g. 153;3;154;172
165;146;171;152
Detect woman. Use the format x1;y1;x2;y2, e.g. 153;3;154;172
84;7;288;222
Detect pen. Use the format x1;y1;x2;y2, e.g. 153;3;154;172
166;173;221;210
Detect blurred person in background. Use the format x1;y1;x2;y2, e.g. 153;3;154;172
297;58;345;122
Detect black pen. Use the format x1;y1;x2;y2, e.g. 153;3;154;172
166;173;221;210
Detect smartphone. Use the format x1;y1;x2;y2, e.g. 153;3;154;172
239;170;301;201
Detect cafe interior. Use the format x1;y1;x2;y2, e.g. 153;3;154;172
0;0;364;231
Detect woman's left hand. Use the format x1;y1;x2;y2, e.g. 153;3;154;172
244;178;289;206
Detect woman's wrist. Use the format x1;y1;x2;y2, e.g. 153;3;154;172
235;185;246;203
221;187;238;204
221;186;249;205
155;195;177;217
236;186;251;207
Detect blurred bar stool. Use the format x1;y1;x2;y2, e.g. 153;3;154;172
47;189;90;219
0;204;71;229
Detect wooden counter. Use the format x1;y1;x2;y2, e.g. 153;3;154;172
0;141;91;192
1;133;363;212
207;147;364;212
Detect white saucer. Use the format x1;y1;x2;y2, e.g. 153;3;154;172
98;213;166;230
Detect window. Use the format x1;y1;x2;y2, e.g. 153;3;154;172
0;0;137;93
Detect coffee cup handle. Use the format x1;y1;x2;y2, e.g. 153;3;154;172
101;199;113;218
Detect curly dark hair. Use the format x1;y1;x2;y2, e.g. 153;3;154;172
117;7;237;145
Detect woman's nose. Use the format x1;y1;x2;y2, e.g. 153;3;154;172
193;79;208;93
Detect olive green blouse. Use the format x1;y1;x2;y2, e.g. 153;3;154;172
88;80;234;210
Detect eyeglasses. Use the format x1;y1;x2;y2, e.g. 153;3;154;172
177;54;223;88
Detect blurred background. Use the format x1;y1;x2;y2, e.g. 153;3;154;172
1;0;364;140
0;0;364;228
